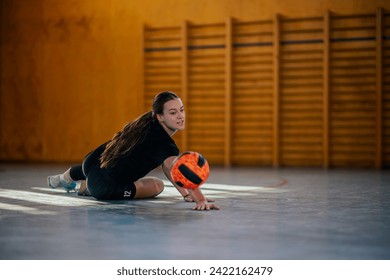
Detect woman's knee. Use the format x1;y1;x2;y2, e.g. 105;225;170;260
134;177;164;198
153;178;164;195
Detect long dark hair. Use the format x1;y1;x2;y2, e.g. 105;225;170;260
99;91;179;168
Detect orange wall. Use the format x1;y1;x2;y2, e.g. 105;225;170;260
1;0;389;162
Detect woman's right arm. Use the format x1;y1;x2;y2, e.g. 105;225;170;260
162;156;191;199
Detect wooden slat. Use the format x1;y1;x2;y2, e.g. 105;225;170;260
225;18;232;166
180;20;188;152
376;8;383;168
141;24;146;114
383;12;390;167
273;14;280;167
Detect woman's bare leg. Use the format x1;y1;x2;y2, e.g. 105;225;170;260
134;177;164;199
62;168;73;181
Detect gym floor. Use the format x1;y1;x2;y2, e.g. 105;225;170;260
0;162;389;260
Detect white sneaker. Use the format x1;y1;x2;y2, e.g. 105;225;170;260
47;174;77;191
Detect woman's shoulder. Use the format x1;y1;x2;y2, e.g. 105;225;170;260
148;119;168;137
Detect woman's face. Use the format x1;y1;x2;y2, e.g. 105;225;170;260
157;98;185;135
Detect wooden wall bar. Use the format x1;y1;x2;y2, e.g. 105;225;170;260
329;13;378;167
323;11;330;168
232;18;275;166
384;11;390;167
144;9;389;168
376;8;383;168
279;15;325;167
225;18;233;167
143;24;183;152
273;15;281;167
180;20;189;152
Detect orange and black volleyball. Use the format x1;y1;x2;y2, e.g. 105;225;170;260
170;151;210;189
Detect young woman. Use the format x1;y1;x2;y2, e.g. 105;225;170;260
47;91;219;211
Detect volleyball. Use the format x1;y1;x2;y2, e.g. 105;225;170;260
170;151;210;189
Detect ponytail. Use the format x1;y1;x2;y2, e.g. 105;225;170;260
100;111;154;168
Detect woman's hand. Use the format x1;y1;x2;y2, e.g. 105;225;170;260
193;200;220;211
185;188;220;210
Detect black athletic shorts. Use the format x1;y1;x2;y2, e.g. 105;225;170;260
77;147;137;200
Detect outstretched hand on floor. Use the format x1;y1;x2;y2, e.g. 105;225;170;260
193;200;220;211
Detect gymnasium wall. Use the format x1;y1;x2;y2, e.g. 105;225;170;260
1;0;390;168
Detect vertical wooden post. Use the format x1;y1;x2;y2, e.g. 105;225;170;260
140;24;146;113
272;14;280;167
323;11;330;168
375;8;383;168
225;17;233;167
181;20;189;152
